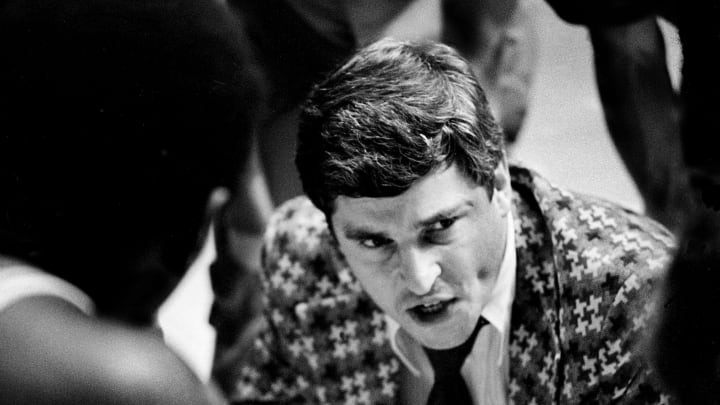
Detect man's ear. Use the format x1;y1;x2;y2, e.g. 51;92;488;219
492;155;511;216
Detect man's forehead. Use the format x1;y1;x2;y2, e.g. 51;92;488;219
331;165;485;233
332;194;404;230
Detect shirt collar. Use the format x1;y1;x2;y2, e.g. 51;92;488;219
386;211;517;376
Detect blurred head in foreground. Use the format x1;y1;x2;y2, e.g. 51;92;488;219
0;0;262;324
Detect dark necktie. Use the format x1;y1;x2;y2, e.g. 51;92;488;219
423;316;489;405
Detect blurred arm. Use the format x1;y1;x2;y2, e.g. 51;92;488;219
441;0;539;143
589;17;685;231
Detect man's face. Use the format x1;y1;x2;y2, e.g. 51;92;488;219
332;162;511;349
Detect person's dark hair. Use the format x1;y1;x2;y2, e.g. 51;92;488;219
295;38;504;216
0;0;263;324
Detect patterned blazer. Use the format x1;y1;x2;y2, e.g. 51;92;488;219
224;165;676;404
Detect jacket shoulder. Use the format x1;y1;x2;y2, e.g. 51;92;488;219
509;165;676;404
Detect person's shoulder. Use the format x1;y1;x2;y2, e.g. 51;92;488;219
509;166;675;403
0;286;222;404
0;259;95;316
510;162;674;310
510;163;674;248
265;195;329;252
248;196;401;403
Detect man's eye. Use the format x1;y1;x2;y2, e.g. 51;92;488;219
423;217;458;244
359;237;390;249
429;217;457;231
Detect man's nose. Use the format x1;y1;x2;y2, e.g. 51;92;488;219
399;247;441;295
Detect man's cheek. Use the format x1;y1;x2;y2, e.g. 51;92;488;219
354;273;389;303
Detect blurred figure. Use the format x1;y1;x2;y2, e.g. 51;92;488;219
0;0;263;403
652;208;720;405
544;0;720;233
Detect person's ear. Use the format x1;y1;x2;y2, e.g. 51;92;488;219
206;187;231;220
193;187;229;262
492;155;511;216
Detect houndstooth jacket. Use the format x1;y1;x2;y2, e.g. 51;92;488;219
222;164;676;404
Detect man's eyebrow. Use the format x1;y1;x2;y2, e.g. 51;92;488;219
342;224;387;241
414;200;473;228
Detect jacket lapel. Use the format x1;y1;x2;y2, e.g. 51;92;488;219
507;167;562;404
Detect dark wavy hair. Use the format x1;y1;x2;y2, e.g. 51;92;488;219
296;38;504;216
0;0;264;323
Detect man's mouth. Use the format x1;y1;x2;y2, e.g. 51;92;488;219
408;298;457;323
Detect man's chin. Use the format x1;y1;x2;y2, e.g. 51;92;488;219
404;300;475;349
414;327;470;350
